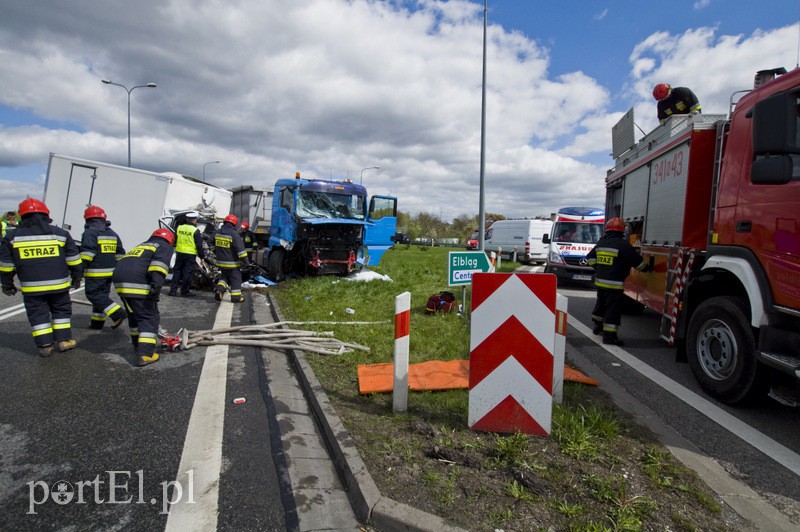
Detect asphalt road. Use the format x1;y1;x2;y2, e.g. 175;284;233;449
0;288;291;530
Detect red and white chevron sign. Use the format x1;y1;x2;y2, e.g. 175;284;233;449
468;273;556;435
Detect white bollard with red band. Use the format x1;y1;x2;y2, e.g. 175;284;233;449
393;291;411;413
553;293;568;404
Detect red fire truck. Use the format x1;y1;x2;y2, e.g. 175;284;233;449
605;67;800;405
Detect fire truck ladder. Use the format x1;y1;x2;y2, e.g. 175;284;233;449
659;248;694;345
707;120;730;247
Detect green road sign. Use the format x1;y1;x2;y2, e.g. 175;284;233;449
448;251;494;286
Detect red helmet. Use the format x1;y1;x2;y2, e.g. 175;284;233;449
240;221;249;231
84;205;107;220
605;218;625;233
224;214;238;226
151;228;175;246
19;198;50;216
652;83;670;101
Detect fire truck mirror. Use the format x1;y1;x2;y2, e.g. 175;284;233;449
752;93;798;156
751;155;793;185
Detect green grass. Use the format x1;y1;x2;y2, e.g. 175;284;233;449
270;245;732;531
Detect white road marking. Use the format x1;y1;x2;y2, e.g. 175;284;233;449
165;301;233;530
569;316;800;477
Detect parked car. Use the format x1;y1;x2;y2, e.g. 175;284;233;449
392;232;411;244
466;231;479;250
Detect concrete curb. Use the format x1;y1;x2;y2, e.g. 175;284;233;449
268;294;465;532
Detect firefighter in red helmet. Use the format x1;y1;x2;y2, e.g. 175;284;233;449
239;221;255;260
80;205;127;329
112;228;175;366
0;198;83;356
214;214;250;303
653;83;701;124
585;218;651;346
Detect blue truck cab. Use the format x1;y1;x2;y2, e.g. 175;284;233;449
263;173;397;280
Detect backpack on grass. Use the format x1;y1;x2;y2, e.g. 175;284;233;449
425;291;456;315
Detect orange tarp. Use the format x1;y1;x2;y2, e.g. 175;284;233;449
357;359;598;395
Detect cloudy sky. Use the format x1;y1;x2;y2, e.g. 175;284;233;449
0;0;797;221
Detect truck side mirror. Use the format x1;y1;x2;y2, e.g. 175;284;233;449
751;155;794;184
542;234;550;244
752;92;799;156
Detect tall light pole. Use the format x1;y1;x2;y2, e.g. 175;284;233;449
101;79;157;167
360;166;380;185
203;161;220;180
478;0;488;251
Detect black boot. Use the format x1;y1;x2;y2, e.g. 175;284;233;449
603;332;624;346
592;321;603;335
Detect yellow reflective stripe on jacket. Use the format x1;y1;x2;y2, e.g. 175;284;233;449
20;280;72;293
85;269;115;278
594;279;625;290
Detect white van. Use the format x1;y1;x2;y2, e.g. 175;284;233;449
483;218;553;264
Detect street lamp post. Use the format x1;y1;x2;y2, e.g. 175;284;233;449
360;166;380;185
203;161;220;180
101;79;157;167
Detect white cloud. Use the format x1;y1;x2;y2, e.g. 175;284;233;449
0;1;793;222
693;0;712;10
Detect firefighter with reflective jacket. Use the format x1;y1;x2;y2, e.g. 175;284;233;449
586;218;651;346
239;221;255;262
80;205;127;329
1;211;17;238
214;214;249;303
113;229;175;366
169;211;206;297
0;198;83;356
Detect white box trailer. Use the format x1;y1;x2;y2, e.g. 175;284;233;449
42;153;232;249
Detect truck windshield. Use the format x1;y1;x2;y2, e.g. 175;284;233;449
552;222;603;244
296;191;366;220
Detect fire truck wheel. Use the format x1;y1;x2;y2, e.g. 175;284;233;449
686;296;766;404
268;249;286;282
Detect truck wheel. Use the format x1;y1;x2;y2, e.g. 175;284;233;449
686;296;766;404
268;249;285;282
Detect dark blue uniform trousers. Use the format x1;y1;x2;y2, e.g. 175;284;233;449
23;291;72;347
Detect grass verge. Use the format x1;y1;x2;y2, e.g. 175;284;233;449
271;245;743;531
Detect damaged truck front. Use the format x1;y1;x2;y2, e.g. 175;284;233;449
263;174;397;281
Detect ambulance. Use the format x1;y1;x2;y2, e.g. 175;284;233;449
542;207;605;282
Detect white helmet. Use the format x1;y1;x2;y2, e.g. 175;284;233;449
186;211;199;219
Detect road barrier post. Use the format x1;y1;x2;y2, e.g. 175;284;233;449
393;292;411;413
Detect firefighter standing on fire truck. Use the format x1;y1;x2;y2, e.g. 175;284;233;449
80;205;127;329
586;218;651;346
0;198;83;356
113;228;175;366
214;214;249;303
